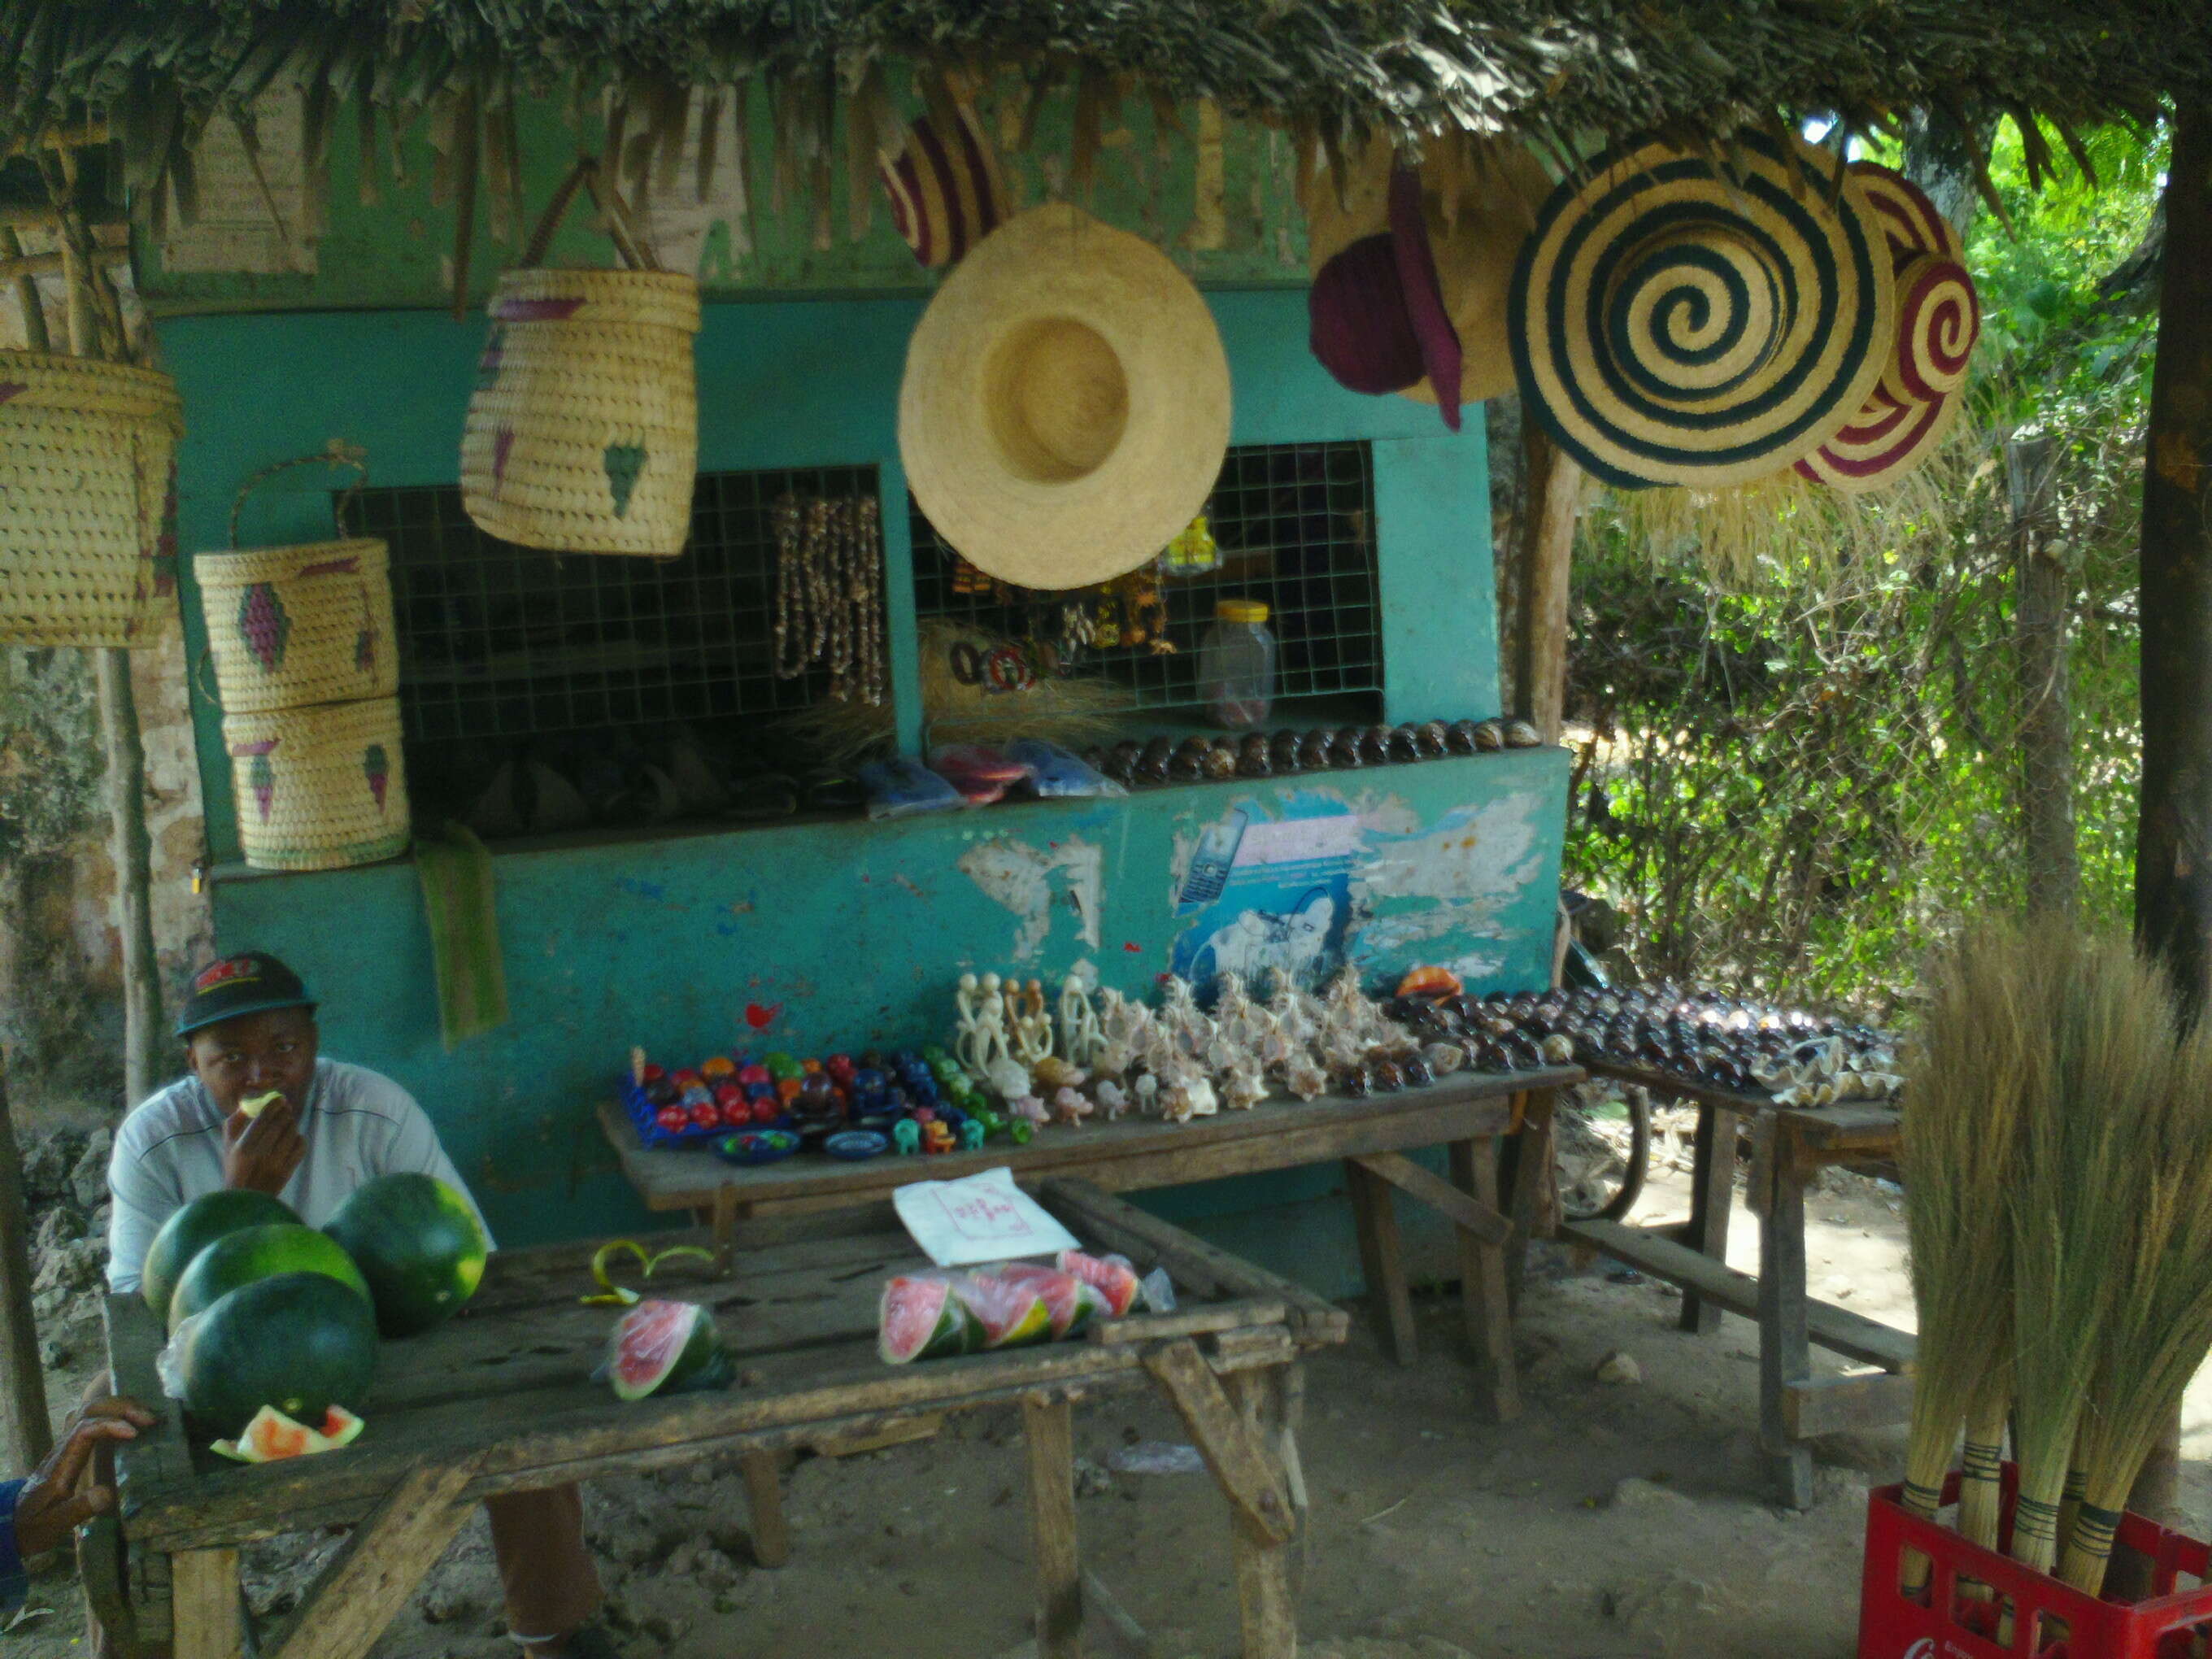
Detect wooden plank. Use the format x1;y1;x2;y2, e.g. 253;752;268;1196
1343;1160;1417;1365
812;1414;940;1457
1082;1570;1152;1658
1561;1218;1916;1374
1448;1140;1519;1423
1515;425;1582;743
1350;1150;1513;1246
105;1295;195;1510
1757;1125;1815;1510
1226;1370;1298;1659
1679;1104;1738;1336
261;1460;479;1659
170;1549;242;1659
1141;1341;1293;1548
0;1071;48;1471
1091;1301;1287;1345
740;1448;790;1568
1023;1396;1084;1659
1502;1091;1557;1306
1783;1372;1917;1440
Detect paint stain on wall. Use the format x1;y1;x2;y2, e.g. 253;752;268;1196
1351;790;1547;974
958;834;1104;960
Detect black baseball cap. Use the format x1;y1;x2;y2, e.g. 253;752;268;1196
176;952;318;1039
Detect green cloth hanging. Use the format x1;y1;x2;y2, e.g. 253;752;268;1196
415;822;510;1048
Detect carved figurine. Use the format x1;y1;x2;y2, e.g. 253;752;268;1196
972;973;1013;1073
1010;1094;1051;1130
1059;975;1106;1069
1132;1072;1160;1116
894;1118;921;1156
954;972;985;1073
1093;1079;1130;1121
1033;1056;1088;1093
960;1119;986;1152
1051;1086;1093;1126
985;1054;1034;1103
1008;977;1056;1066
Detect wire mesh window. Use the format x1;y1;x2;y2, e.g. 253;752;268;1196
358;465;881;834
909;441;1382;730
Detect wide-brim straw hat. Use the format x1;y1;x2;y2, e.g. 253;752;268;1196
899;202;1231;591
1509;130;1897;490
1303;133;1552;407
1796;164;1979;492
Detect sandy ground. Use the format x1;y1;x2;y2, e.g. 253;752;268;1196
9;1153;2212;1659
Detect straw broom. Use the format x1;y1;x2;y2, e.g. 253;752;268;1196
1897;920;2039;1576
2005;932;2178;1576
2056;1008;2212;1594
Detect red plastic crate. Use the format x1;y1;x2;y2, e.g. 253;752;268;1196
1861;1467;2212;1659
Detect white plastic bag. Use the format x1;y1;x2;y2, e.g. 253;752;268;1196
892;1165;1082;1268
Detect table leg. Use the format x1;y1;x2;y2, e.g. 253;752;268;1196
171;1548;242;1659
1274;1365;1311;1592
1503;1091;1558;1310
1227;1371;1298;1659
741;1447;791;1568
1757;1125;1815;1510
1022;1395;1084;1659
1449;1139;1521;1423
1679;1104;1739;1335
1343;1159;1417;1365
712;1187;739;1270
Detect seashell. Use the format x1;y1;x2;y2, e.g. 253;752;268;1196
1339;1066;1371;1097
1237;735;1273;778
1446;719;1483;755
1424;1042;1466;1076
1138;738;1173;782
1387;724;1424;762
1286;1057;1329;1100
1472;720;1505;751
1367;1059;1405;1093
1417;720;1452;758
1361;725;1396;764
1402;1054;1435;1087
1269;729;1304;770
1502;720;1542;747
1328;734;1365;769
1200;742;1239;780
1396;964;1464;999
1539;1033;1575;1065
1033;1056;1086;1091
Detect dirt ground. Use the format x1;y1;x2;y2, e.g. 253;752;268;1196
11;1152;2212;1659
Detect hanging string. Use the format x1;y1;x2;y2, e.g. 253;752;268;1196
771;493;886;705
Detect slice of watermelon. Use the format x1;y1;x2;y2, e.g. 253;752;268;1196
1055;1250;1145;1317
993;1263;1108;1339
951;1274;1052;1350
211;1404;366;1463
607;1299;733;1401
879;1274;979;1364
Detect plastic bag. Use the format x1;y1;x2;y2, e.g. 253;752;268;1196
927;744;1034;805
859;757;965;819
1004;739;1127;799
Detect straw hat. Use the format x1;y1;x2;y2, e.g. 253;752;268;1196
1508;131;1896;490
899;202;1231;591
879;104;1010;270
1302;133;1552;408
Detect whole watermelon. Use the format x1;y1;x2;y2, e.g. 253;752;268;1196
140;1190;298;1317
168;1223;372;1335
323;1173;489;1336
177;1272;379;1440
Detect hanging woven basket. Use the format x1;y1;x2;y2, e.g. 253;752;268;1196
460;160;700;557
223;695;411;871
197;455;398;713
0;350;184;647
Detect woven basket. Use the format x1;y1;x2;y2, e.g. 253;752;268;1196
460;163;700;556
0;350;185;647
197;537;398;712
224;695;411;871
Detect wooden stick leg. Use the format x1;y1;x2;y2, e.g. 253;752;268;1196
170;1549;243;1659
1023;1395;1084;1659
741;1447;791;1568
1757;1126;1815;1511
1449;1139;1521;1422
1502;1092;1558;1310
1679;1104;1739;1335
712;1187;740;1270
263;1460;478;1659
1342;1160;1416;1365
1227;1372;1298;1659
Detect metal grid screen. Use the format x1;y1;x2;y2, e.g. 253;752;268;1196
910;441;1382;719
358;465;877;813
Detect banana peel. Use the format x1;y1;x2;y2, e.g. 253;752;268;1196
582;1240;719;1306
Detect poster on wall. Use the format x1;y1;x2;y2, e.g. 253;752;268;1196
1170;795;1364;988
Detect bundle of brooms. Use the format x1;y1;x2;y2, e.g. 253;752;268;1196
1901;918;2212;1600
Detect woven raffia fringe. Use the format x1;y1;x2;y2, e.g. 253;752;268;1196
460;269;701;557
223;695;411;871
0;350;183;647
196;538;398;713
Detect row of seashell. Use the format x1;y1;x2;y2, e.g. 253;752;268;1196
1083;717;1543;787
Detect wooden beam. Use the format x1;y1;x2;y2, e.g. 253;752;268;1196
170;1550;243;1659
0;1069;48;1472
1141;1340;1295;1548
1513;426;1582;742
1350;1149;1513;1245
261;1461;478;1659
1343;1159;1416;1364
1782;1371;1917;1440
97;650;163;1108
2;120;111;158
1021;1395;1083;1659
1226;1371;1298;1659
1448;1140;1520;1422
739;1447;791;1567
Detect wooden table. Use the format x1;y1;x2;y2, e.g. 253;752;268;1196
599;1069;1579;1421
97;1179;1344;1659
1557;1061;1914;1509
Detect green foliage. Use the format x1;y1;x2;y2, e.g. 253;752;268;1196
1565;120;2166;1015
0;646;102;864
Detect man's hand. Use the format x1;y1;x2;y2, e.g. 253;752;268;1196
14;1398;157;1557
222;1094;306;1196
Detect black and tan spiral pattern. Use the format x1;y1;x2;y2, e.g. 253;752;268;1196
1508;131;1895;490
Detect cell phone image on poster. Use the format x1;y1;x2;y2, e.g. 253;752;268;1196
1172;799;1364;988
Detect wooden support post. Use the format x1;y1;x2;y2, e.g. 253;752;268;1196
170;1548;243;1659
1755;1124;1814;1510
1678;1104;1739;1335
1140;1341;1294;1547
0;1069;49;1471
1513;428;1582;742
1021;1394;1084;1659
1501;1091;1558;1308
1226;1371;1298;1659
1340;1160;1415;1365
740;1446;791;1568
0;227;50;351
2130;100;2212;1552
1448;1139;1520;1423
97;650;163;1109
262;1460;478;1659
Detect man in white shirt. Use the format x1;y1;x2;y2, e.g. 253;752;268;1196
107;953;612;1659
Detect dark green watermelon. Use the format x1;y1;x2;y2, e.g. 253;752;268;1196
140;1190;299;1317
176;1272;379;1440
322;1173;489;1337
168;1223;372;1335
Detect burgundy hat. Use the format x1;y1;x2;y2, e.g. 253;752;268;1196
1305;159;1464;432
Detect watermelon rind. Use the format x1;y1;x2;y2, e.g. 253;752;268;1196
211;1402;368;1463
607;1300;731;1401
992;1263;1106;1340
141;1190;299;1318
878;1274;978;1364
952;1274;1052;1351
1056;1250;1143;1317
323;1173;490;1338
168;1223;372;1335
177;1272;380;1441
